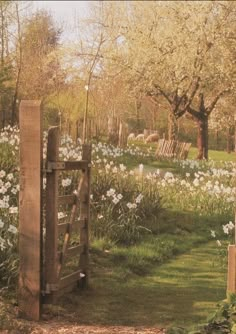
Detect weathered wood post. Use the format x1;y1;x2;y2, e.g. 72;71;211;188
227;211;236;294
19;100;42;321
44;126;60;302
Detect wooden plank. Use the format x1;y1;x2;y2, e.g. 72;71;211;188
45;126;60;298
172;141;178;158
155;139;164;157
79;144;92;288
175;142;181;159
59;270;83;290
18;100;42;321
227;245;236;293
66;244;85;257
58;219;86;234
57;180;82;278
58;244;84;261
58;195;76;205
46;160;89;171
179;142;185;159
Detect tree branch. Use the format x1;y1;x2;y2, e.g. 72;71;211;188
187;106;201;120
206;88;231;115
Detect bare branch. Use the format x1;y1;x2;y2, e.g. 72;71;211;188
206;88;231;115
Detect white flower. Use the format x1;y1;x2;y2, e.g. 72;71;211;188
216;240;222;247
228;221;234;230
223;225;229;234
135;194;144;204
186;173;190;177
107;188;116;197
193;178;199;187
0;237;6;251
112;166;118;173
127;202;137;209
97;214;103;219
0;187;7;194
0;219;4;228
8;225;17;234
112;197;119;204
7;173;13;181
5;182;11;189
164;172;174;179
139;164;144;174
117;194;123;200
119;164;126;172
127;202;133;209
0;170;6;178
210;230;216;238
62;178;72;187
11;187;18;195
9;207;18;214
101;195;106;201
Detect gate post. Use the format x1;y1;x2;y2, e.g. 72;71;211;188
44;126;60;302
18;100;42;321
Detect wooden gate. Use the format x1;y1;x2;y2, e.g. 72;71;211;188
43;126;91;303
19;101;91;320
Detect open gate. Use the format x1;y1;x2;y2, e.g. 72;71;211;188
18;101;91;320
43;126;91;303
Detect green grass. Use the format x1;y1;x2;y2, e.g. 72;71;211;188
42;208;227;330
43;240;226;330
188;147;236;162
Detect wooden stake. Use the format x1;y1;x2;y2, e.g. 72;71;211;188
227;245;236;293
18;100;42;321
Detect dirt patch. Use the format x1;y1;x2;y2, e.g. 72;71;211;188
1;323;166;334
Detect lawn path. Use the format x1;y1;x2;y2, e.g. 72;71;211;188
36;242;226;331
1;243;226;333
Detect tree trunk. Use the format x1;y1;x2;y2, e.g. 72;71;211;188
135;99;142;133
108;116;119;145
11;67;21;126
215;129;219;149
234;120;236;153
118;122;128;148
196;117;208;160
226;126;231;154
168;110;178;141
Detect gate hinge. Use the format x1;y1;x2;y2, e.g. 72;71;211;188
42;283;59;294
43;161;65;173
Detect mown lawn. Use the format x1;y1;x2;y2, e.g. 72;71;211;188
45;240;226;330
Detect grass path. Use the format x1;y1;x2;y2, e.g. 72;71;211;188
51;241;226;330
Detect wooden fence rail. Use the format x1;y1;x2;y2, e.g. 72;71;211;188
155;139;191;160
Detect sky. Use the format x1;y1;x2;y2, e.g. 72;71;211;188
32;1;93;42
